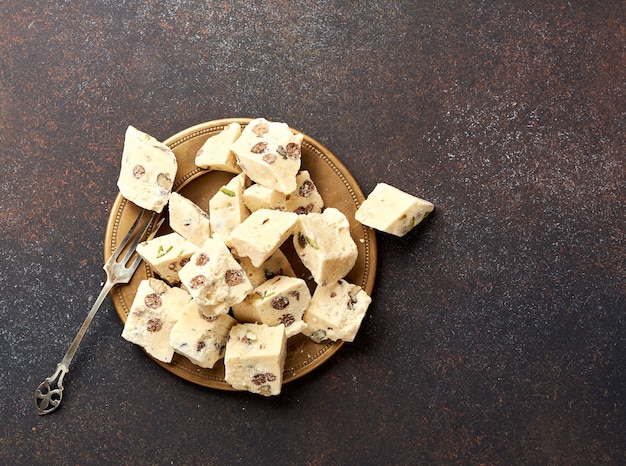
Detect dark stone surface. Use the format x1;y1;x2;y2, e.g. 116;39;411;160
1;0;623;464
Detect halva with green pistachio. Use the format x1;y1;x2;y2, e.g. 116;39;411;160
116;125;177;213
209;173;250;241
232;276;311;338
302;279;372;343
121;278;192;363
293;207;358;286
230;118;303;194
224;323;287;397
136;231;198;285
355;182;434;237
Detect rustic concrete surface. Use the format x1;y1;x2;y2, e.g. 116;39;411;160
1;0;624;464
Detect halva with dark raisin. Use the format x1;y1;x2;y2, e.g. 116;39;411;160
224;323;287;397
230;118;303;194
293;207;358;285
121;278;192;362
169;300;238;369
232;276;311;338
116;125;177;213
234;249;296;288
136;231;198;285
242;170;324;214
302;279;372;343
178;238;252;314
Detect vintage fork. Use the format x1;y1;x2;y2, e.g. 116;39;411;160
34;209;163;415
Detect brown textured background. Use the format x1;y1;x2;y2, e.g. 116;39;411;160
1;0;624;464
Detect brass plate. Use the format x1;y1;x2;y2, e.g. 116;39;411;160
104;118;377;390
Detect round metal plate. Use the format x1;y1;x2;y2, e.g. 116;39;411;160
104;118;377;390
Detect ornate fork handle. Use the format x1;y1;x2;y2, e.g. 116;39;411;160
34;282;114;415
34;210;161;415
34;363;69;415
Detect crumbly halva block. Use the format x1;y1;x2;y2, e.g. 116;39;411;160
241;183;286;212
178;238;252;313
195;122;243;173
209;173;250;241
230;118;303;194
117;125;177;213
302;279;372;343
293;207;358;285
121;278;192;363
169;300;237;368
232;276;311;338
285;171;325;214
235;248;295;288
136;232;198;285
355;183;434;237
168;192;212;248
226;209;298;268
224;323;287;396
242;170;324;214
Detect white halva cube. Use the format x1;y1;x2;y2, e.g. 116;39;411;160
224;323;287;396
230;118;303;194
355;183;434;237
293;207;358;286
169;300;238;369
226;209;298;268
121;278;192;363
302;279;372;343
136;232;198;285
178;238;252;313
168;192;212;248
117;125;177;213
232;276;311;338
195;122;243;173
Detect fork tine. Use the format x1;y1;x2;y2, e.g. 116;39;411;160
109;209;147;262
124;218;165;272
119;212;159;266
124;217;165;273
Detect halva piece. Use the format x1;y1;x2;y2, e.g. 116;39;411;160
242;170;324;214
224;323;287;396
235;248;295;288
242;183;286;212
195;122;243;173
168;191;211;248
226;209;298;268
136;232;198;285
302;279;372;343
355;182;434;237
121;278;192;363
209;173;250;241
230;118;303;194
169;300;237;368
178;238;252;313
293;207;358;285
117;125;177;213
285;171;325;214
232;276;311;338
